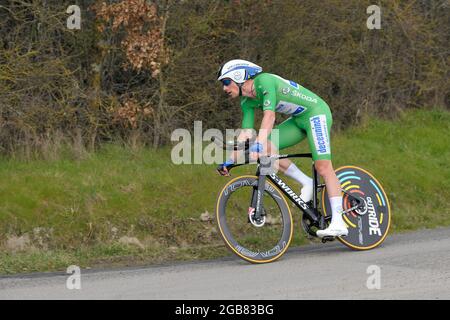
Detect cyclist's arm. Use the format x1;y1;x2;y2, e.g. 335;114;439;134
256;84;277;150
238;103;255;143
241;101;255;131
256;110;275;149
227;102;256;162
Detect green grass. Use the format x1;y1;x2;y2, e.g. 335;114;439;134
0;108;449;274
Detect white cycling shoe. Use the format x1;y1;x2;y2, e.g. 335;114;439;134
300;185;313;203
316;220;349;238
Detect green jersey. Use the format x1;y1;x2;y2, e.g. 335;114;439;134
240;73;326;129
239;72;333;161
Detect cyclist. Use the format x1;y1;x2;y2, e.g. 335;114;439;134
216;59;347;237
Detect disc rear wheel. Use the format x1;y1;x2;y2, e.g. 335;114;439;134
322;166;391;250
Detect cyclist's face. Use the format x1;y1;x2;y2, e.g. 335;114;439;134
221;79;239;98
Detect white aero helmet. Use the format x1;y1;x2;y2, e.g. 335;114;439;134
217;59;263;84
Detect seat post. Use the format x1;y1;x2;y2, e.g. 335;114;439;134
312;161;320;209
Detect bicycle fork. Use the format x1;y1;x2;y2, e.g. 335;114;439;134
248;169;267;227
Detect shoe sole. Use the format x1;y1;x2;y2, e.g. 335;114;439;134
316;231;348;238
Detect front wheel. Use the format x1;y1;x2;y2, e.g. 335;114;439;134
322;166;392;250
216;175;293;263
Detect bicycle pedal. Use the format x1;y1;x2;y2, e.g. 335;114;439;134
321;236;335;243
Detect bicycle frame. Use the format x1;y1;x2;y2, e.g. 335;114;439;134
212;137;334;229
214;137;383;250
247;153;330;229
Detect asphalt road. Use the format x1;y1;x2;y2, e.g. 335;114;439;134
1;227;449;299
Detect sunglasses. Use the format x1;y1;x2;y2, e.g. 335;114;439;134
221;79;232;86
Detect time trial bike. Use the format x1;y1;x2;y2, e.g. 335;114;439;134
213;137;391;264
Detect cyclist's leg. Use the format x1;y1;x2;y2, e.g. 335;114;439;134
300;107;338;193
298;104;347;236
267;117;313;201
268;116;307;153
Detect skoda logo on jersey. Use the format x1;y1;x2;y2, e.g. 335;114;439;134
281;87;290;95
293;91;317;103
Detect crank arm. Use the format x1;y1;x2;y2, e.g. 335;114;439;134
342;204;360;214
340;198;367;216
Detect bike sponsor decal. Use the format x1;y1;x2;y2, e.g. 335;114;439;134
323;167;390;249
235;245;259;258
366;197;381;236
256;189;262;212
260;245;282;258
225;179;252;196
270;174;308;210
225;179;276;196
310;115;330;155
358;217;364;245
235;244;286;259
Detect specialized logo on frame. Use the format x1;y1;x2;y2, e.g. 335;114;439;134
310;115;330;155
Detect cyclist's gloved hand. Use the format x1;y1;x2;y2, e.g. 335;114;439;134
217;159;234;176
249;142;263;161
249;142;263;153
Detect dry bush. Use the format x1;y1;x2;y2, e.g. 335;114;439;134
0;0;448;156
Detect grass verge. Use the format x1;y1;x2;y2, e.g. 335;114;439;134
0;108;449;274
